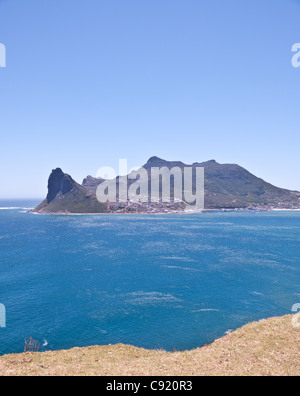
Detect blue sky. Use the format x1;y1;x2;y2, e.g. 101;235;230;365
0;0;300;198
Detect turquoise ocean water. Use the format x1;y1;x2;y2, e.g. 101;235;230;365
0;200;299;355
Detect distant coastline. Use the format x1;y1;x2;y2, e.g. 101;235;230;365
28;207;300;216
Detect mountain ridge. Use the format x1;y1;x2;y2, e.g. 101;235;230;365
33;157;300;214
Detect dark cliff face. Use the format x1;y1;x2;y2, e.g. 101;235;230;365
34;168;108;214
46;168;77;203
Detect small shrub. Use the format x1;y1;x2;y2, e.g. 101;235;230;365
24;337;40;353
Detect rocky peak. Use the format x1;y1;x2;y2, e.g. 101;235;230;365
46;168;78;203
82;175;104;193
147;156;163;163
145;156;186;169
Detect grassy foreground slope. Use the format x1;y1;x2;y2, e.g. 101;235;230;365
0;315;299;376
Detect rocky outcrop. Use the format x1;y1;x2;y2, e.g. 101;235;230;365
33;169;108;214
47;168;79;203
82;175;104;193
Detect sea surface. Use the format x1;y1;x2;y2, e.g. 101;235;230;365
0;200;299;355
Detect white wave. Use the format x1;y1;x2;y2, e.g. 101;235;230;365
0;207;21;210
162;265;202;272
192;309;220;313
0;207;33;210
162;256;197;263
126;291;180;306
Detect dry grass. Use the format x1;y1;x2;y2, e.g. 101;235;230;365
0;315;299;376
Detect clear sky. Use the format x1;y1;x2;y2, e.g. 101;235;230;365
1;0;300;198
